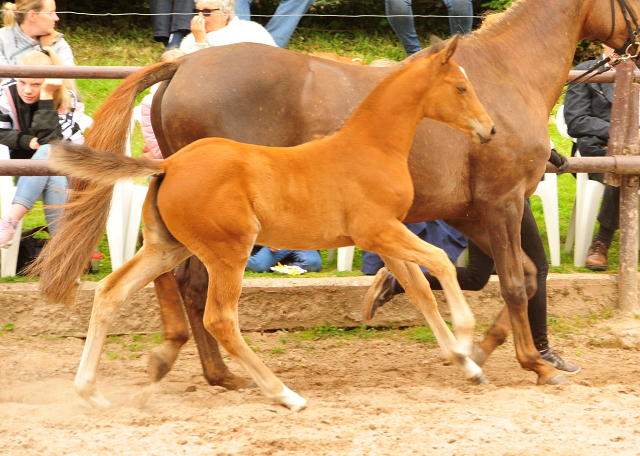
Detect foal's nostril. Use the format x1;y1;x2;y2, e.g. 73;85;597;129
490;125;497;137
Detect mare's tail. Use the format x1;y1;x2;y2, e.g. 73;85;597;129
49;142;165;185
29;60;181;305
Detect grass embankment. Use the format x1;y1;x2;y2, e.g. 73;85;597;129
9;25;615;282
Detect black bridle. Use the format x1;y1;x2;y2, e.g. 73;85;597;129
562;0;640;94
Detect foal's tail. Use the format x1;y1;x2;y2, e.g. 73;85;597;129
29;60;181;305
49;142;166;185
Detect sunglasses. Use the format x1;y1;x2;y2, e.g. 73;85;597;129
193;8;220;16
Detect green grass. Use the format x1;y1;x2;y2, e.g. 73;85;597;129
6;25;630;281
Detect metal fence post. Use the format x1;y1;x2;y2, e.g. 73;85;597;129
609;60;639;313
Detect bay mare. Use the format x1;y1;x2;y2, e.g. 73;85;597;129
31;0;639;396
45;38;495;409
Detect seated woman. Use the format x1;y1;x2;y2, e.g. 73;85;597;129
179;0;276;54
0;47;88;247
246;246;322;273
0;0;75;66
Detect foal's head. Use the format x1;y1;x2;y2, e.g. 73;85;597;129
422;35;495;144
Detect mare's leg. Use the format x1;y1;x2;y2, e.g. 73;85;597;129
482;203;566;385
356;221;483;383
197;250;306;411
448;218;538;367
147;271;190;383
175;257;252;390
75;241;191;408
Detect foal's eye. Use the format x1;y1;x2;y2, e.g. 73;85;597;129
457;86;467;93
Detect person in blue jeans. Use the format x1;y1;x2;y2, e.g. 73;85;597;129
246;246;322;273
235;0;315;48
386;0;473;56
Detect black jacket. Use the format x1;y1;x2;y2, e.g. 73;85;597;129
564;57;613;158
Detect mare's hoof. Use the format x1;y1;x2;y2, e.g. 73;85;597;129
470;373;489;385
211;374;253;391
543;374;569;385
470;345;487;368
148;352;172;382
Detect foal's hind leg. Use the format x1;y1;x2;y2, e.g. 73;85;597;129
75;242;191;408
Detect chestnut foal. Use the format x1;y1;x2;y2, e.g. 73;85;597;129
46;35;494;411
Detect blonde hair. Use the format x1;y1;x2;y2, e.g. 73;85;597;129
159;48;186;62
18;46;75;110
2;0;44;28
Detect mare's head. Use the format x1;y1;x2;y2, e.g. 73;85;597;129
421;35;495;144
585;0;640;54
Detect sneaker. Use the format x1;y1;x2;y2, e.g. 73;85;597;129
585;240;608;271
362;267;397;320
0;217;17;249
540;347;581;374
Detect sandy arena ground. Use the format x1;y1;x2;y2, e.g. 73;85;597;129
1;319;640;456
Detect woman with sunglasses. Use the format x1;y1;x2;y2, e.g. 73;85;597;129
0;47;89;247
0;0;74;66
179;0;276;54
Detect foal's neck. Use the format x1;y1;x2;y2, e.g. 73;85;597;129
337;58;436;160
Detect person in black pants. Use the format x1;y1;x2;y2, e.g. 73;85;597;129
362;197;580;374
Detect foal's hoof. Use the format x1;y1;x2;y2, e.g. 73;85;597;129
469;345;487;368
540;373;569;385
469;373;489;385
272;386;307;412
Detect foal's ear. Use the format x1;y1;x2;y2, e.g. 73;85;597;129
441;34;460;64
430;34;445;52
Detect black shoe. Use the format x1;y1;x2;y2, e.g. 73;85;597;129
540;347;581;374
362;267;396;320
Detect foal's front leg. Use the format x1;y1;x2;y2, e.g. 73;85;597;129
357;220;484;383
198;256;306;411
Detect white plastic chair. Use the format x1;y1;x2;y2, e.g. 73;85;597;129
106;105;149;271
556;105;606;267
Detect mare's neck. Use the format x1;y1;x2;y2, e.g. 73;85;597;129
336;60;434;159
456;0;586;114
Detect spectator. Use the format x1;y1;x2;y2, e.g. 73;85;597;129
0;0;74;66
0;47;89;246
246;246;322;273
235;0;314;48
180;0;276;54
150;0;193;50
385;0;473;56
362;198;580;374
140;49;186;160
564;45;615;271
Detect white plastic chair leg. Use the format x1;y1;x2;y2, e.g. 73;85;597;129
123;185;148;263
107;181;134;271
337;246;355;271
455;248;467;267
1;218;23;277
532;173;561;266
565;198;576;254
574;179;605;267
